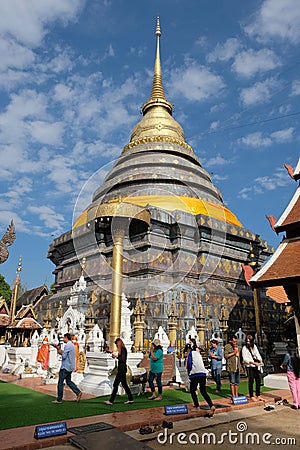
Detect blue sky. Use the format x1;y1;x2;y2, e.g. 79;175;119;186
0;0;299;290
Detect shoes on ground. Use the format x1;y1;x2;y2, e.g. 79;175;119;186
76;392;82;402
148;394;157;400
162;421;173;429
52;400;62;404
154;395;162;401
264;403;275;411
291;405;298;410
104;400;113;405
139;426;153;435
124;400;134;404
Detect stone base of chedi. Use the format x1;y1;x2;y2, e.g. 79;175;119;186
79;352;144;396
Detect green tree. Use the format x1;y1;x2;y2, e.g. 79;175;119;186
0;274;12;304
49;281;55;294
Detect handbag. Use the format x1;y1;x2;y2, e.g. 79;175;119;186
108;361;118;377
258;364;268;380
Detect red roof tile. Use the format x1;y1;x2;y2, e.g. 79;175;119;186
250;239;300;287
266;286;290;303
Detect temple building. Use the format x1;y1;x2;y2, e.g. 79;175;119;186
36;18;288;348
250;158;300;347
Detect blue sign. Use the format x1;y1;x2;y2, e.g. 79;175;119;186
232;395;248;405
34;421;67;439
164;404;188;415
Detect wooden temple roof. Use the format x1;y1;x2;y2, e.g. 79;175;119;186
17;284;48;309
8;317;42;329
250;239;300;287
250;156;299;290
0;297;10;327
275;186;300;234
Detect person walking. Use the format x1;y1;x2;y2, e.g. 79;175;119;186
186;338;215;415
104;338;134;405
208;339;223;393
281;342;300;409
52;333;82;404
224;335;243;401
148;338;164;401
242;334;264;401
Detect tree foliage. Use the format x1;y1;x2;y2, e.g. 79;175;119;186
0;274;12;304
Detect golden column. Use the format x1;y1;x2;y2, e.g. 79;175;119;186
109;217;126;349
248;246;263;348
167;299;178;348
86;201;150;351
133;297;147;352
195;300;206;349
10;256;22;322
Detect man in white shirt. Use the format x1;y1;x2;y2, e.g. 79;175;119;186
52;333;82;404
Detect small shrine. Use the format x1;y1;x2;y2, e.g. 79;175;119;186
7;304;42;346
0;297;10;343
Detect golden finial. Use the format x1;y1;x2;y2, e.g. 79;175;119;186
125;17;187;152
155;16;161;37
17;256;22;273
141;17;172;115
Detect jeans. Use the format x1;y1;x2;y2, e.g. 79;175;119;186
109;370;133;403
228;371;240;386
211;368;222;391
190;376;213;408
246;366;261;397
148;371;162;395
57;368;80;401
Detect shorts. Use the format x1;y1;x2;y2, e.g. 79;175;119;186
228;371;240;386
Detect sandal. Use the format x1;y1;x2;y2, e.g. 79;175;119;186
139;426;153;435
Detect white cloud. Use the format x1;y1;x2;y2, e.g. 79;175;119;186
232;48;280;78
0;69;29;90
204;154;231;168
105;44;115;58
210;121;219;130
255;170;290;190
0;37;35;70
239;132;272;148
5;177;33;201
245;0;300;44
270;127;294;143
47;155;79;194
27;120;64;145
168;62;225;101
27;205;66;233
0;0;85;47
239;77;280;106
239;127;294;148
0;210;31;233
238;168;290;200
207;38;241;63
290;80;300;97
